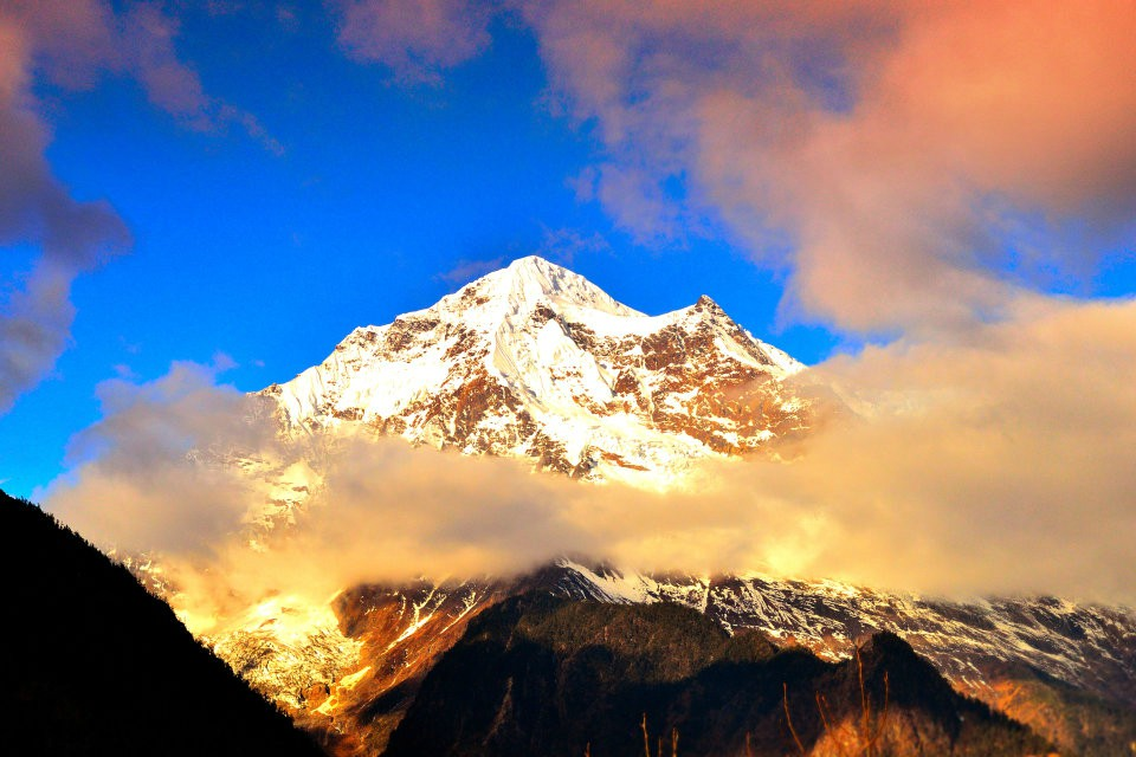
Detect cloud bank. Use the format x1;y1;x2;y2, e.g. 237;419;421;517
46;296;1136;610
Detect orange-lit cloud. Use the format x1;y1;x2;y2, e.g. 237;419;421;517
522;0;1136;333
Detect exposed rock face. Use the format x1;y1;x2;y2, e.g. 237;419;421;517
314;580;514;755
260;256;811;487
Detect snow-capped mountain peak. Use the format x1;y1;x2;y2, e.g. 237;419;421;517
433;255;643;323
261;256;813;485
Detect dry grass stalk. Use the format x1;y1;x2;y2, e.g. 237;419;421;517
783;644;890;756
638;713;681;757
785;682;807;756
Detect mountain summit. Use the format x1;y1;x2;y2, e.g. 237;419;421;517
262;255;810;485
447;254;643;318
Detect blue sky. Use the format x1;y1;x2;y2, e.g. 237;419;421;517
1;1;1134;499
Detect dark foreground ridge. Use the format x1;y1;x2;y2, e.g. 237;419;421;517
0;489;324;756
384;593;1054;756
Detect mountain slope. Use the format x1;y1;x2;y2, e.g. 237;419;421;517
260;255;812;487
383;594;1053;757
265;562;1134;756
0;489;324;756
559;564;1136;709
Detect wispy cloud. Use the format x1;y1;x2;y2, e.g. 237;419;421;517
324;1;1135;334
436;256;505;287
0;0;280;415
537;226;611;266
328;0;494;86
47;359;261;556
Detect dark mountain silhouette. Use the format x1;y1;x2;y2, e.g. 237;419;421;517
0;489;324;756
384;593;1054;757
